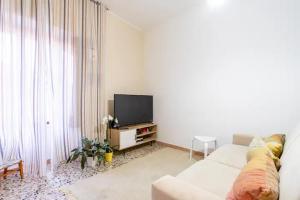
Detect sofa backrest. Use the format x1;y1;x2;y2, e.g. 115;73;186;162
279;127;300;200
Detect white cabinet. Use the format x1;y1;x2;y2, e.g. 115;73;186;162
119;129;136;149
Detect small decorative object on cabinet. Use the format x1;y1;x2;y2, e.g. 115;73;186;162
109;123;157;151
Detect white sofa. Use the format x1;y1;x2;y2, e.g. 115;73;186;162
152;132;300;200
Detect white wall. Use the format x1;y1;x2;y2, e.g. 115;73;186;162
144;0;300;149
105;12;145;113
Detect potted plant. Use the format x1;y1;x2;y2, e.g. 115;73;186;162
102;139;113;162
67;138;105;169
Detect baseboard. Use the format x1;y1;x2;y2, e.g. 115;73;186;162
156;141;204;157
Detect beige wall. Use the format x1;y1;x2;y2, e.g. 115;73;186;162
105;12;145;114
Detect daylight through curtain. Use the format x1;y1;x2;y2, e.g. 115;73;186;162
0;0;106;176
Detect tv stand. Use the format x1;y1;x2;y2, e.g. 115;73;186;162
109;123;157;150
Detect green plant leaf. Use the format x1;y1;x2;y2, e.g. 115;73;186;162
67;155;72;163
71;148;79;152
71;152;80;162
81;154;87;170
97;155;104;165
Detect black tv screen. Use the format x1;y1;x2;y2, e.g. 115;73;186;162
114;94;153;127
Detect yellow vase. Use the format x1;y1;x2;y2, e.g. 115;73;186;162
105;152;113;162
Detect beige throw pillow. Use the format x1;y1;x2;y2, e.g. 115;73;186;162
249;137;281;170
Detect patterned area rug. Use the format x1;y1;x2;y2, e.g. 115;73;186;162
0;143;163;200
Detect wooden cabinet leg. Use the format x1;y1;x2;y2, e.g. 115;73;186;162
19;160;24;179
3;168;7;179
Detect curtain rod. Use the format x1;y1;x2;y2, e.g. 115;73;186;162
89;0;110;10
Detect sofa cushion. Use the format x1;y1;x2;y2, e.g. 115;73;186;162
177;159;240;198
207;144;249;169
152;175;222;200
233;134;254;146
279;129;300;200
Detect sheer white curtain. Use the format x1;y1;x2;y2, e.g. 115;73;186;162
0;0;106;176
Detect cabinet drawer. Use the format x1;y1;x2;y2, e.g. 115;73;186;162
119;129;136;149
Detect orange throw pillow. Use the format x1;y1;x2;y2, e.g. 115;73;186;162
227;155;279;200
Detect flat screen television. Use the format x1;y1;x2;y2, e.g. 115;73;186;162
114;94;153;127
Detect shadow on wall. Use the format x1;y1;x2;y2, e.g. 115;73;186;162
108;100;114;116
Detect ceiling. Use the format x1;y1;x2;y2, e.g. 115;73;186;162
101;0;200;30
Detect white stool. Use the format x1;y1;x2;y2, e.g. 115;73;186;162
190;136;217;160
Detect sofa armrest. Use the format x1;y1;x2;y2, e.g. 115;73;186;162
152;175;221;200
232;134;254;146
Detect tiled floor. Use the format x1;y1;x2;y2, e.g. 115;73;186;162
0;143;163;200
